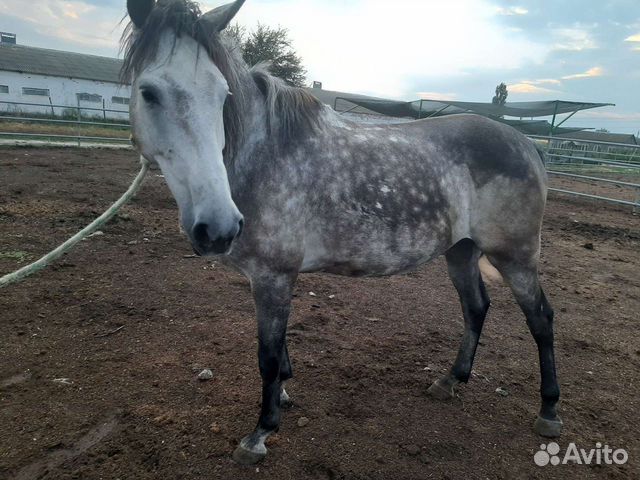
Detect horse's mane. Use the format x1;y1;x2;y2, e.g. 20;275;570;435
121;0;322;161
250;65;322;147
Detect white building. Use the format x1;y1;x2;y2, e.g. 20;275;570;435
0;33;130;120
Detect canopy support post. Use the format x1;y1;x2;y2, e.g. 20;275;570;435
550;101;559;136
339;105;360;115
554;109;579;130
427;105;450;119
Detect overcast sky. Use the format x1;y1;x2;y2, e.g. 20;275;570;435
1;0;638;134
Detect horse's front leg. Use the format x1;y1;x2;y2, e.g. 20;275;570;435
232;272;295;465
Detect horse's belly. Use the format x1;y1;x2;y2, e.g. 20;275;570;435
300;226;450;277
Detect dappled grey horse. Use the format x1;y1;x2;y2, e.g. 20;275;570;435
124;0;563;465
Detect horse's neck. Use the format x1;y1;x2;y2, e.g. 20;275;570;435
225;84;269;189
225;80;346;194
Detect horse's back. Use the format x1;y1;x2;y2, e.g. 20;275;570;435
402;114;546;189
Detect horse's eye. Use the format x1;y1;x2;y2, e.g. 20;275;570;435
140;87;160;105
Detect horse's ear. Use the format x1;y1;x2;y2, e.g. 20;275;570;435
127;0;155;28
201;0;246;32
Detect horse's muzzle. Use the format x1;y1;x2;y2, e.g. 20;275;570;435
190;217;244;256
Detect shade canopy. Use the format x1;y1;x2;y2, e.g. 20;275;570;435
340;97;615;118
334;97;614;135
337;97;613;120
497;119;585;136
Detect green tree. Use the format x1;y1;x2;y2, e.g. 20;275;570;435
492;83;509;106
224;23;246;48
227;23;307;87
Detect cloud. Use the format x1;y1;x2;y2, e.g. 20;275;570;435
64;9;80;20
574;110;640;122
507;83;557;94
553;27;598;51
495;6;528;16
0;0;125;51
529;78;562;85
417;92;458;101
626;33;640;50
217;0;548;98
561;67;604;80
506;78;563;94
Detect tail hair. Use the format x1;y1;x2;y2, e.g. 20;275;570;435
478;255;504;284
533;142;547;166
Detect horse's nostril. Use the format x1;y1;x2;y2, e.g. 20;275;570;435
237;218;245;238
192;223;210;245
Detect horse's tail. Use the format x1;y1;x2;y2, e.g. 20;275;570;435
533;141;547;166
478;255;504;284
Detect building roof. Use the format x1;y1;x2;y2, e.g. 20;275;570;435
554;130;639;146
0;43;123;84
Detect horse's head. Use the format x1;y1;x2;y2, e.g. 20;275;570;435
125;0;245;256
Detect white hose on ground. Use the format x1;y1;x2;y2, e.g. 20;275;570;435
0;156;151;289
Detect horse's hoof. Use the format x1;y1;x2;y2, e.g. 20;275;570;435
534;415;563;438
427;378;455;401
232;444;267;465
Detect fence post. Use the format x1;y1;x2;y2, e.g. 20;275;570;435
76;97;81;148
48;96;55;117
103;99;107;121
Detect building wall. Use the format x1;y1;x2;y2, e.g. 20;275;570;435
0;70;130;120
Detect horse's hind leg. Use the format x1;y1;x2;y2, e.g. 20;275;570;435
487;254;563;438
428;239;491;400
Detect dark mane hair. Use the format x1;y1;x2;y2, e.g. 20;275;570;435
250;65;323;148
121;0;323;162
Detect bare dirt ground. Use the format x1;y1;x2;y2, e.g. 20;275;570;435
1;147;639;480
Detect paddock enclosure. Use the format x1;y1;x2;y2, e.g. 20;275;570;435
1;147;639;479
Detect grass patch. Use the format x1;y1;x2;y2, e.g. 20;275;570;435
0;120;129;140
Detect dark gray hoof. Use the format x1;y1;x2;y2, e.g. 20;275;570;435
232;444;267;465
427;378;456;401
534;415;563;438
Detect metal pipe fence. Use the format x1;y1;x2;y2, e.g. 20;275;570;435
546;153;640;170
0;99;131;146
529;135;640;212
